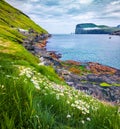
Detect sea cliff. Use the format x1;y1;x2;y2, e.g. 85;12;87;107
75;23;120;34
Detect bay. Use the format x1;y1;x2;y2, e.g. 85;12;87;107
47;34;120;69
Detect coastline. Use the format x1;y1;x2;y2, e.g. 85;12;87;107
23;33;120;105
47;34;120;70
1;0;120;128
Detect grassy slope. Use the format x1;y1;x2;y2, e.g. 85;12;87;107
0;1;120;129
0;0;47;33
0;0;47;43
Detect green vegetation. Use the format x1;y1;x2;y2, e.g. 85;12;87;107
76;23;97;28
100;82;112;87
100;82;111;87
100;82;120;87
0;50;120;128
0;0;47;33
0;0;47;43
0;1;120;129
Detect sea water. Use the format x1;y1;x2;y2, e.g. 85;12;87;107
47;34;120;69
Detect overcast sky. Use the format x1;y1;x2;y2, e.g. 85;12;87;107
6;0;120;34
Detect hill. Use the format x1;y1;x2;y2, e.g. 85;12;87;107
0;1;120;129
75;23;120;34
0;0;47;43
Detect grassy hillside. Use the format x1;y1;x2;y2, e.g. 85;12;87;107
0;1;120;129
0;0;47;43
0;0;47;33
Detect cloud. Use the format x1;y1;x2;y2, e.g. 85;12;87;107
72;12;96;21
78;0;93;4
5;0;120;33
30;0;39;2
100;0;120;19
110;0;120;5
106;1;120;13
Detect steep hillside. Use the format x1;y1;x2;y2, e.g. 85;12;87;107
0;0;47;43
75;23;120;34
0;1;120;129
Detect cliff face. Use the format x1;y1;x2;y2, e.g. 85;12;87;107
75;23;120;34
110;25;120;35
117;25;120;28
111;30;120;35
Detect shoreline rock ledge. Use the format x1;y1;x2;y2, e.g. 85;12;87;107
21;30;120;105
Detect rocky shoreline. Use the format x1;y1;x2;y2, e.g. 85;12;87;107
21;30;120;105
110;30;120;36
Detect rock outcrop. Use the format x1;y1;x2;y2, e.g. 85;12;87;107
109;25;120;35
111;30;120;36
56;62;120;104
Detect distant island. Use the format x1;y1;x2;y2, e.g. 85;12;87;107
75;23;120;34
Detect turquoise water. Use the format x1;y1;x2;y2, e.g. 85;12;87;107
47;34;120;69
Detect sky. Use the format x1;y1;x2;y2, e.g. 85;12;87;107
6;0;120;34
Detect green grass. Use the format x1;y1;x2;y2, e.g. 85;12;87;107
100;82;111;87
0;0;48;44
0;39;119;129
0;0;47;34
0;1;120;129
100;82;120;87
0;60;120;128
0;43;120;129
